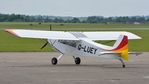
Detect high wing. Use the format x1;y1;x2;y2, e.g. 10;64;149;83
5;29;141;40
83;32;141;40
5;29;79;40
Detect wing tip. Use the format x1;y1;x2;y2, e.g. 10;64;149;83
137;36;142;39
126;31;142;40
5;29;20;37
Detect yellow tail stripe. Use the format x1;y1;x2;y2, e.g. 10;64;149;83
112;44;128;61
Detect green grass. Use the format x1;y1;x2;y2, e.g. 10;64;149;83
128;30;149;51
0;22;149;52
1;22;149;30
0;31;53;52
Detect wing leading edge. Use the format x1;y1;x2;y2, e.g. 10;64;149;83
5;29;79;40
5;29;141;41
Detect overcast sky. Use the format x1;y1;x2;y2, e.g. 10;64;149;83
0;0;149;17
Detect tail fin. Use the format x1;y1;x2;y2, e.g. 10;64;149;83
112;35;128;61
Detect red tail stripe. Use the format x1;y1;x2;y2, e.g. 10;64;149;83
113;36;128;50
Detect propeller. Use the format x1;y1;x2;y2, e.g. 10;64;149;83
41;41;49;49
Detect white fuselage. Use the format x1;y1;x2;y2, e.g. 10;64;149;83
48;38;120;60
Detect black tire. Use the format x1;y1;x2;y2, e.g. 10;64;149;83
122;65;125;68
51;57;57;65
75;57;81;65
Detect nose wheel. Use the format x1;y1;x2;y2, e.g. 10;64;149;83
75;57;81;65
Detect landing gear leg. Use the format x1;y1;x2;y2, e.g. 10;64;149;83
119;58;125;68
73;56;81;65
51;54;63;65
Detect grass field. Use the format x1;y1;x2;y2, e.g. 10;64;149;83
0;22;149;52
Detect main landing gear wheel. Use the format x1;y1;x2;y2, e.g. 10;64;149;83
51;57;58;65
75;57;81;65
122;64;125;68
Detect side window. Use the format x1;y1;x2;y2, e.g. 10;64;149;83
58;40;77;48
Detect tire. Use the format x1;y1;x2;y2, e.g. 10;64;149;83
51;57;57;65
75;57;81;65
122;65;125;68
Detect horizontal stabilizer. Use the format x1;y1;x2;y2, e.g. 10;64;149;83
100;52;142;56
129;52;142;56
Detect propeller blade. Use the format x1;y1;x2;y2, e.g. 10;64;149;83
41;42;48;49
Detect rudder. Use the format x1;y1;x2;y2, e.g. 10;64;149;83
112;35;128;61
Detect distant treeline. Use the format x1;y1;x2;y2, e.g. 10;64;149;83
0;13;149;23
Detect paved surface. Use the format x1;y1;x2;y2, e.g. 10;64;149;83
0;52;149;84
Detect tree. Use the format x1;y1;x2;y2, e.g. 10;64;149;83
86;16;104;23
70;18;80;23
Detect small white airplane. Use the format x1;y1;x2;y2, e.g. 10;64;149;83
5;29;141;68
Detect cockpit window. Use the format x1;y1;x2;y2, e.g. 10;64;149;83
58;40;77;48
